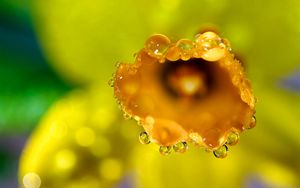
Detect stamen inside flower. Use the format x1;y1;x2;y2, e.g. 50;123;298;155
162;59;211;98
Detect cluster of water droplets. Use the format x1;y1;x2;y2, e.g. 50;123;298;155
130;114;255;158
108;32;256;158
143;32;230;64
138;130;188;156
212;118;256;158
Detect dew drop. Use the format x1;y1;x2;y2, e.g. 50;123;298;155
145;34;171;59
137;119;144;126
176;39;194;61
108;78;115;87
245;115;256;129
139;132;151;144
201;48;225;61
166;46;180;61
195;31;222;51
177;39;193;51
115;62;121;68
222;38;232;51
116;100;123;109
226;131;240;146
159;145;172;156
123;112;132;120
173;141;188;153
213;145;228;158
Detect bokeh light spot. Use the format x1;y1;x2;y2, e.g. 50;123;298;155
55;149;76;170
23;172;41;188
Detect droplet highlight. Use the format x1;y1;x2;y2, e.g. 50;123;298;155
145;34;171;59
159;145;172;156
196;31;222;51
245;115;256;129
213;145;228;158
176;39;194;61
195;31;225;61
226;131;240;146
139;131;151;144
173;141;188;153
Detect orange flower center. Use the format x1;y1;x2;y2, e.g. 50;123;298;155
162;59;211;98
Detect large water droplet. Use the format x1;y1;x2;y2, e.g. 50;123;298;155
226;131;240;146
195;32;226;61
145;34;170;59
176;39;194;61
159;145;172;156
139;132;151;144
213;145;228;158
173;142;188;153
196;31;222;51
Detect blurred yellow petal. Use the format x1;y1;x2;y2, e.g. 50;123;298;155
19;84;139;188
133;144;300;188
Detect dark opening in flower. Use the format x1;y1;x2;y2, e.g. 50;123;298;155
112;31;256;157
161;59;212;98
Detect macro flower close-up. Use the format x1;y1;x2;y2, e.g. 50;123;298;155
113;32;256;156
0;0;300;188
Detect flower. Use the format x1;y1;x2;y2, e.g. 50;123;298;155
112;32;256;156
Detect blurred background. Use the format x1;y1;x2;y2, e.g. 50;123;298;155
0;0;299;187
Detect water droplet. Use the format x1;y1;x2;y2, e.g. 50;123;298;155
136;118;144;126
166;46;180;61
139;132;151;144
123;112;132;120
226;131;240;146
116;100;123;109
159;145;172;156
108;78;115;87
145;34;171;59
177;39;193;51
195;31;222;51
222;38;232;51
195;32;225;61
133;115;140;122
115;62;121;68
246;115;256;129
201;48;225;61
173;142;188;153
213;145;228;158
176;39;194;61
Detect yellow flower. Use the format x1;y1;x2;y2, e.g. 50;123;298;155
112;32;256;156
